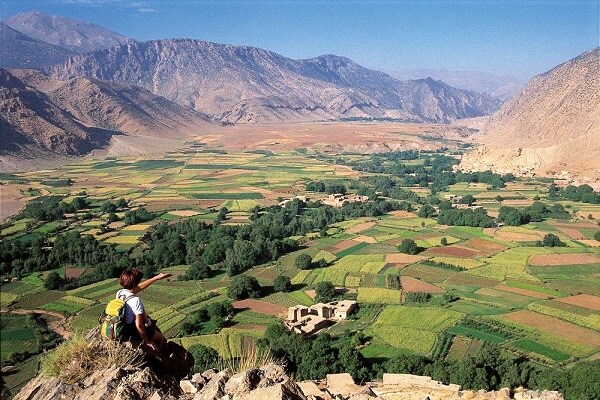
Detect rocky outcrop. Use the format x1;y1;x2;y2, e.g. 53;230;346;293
47;39;500;124
15;364;564;400
460;48;600;180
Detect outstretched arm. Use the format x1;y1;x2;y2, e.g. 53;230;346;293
132;272;172;293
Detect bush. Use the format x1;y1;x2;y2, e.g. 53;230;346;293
295;253;313;270
228;275;261;299
273;275;292;292
398;239;420;255
440;237;448;246
594;230;600;241
44;271;64;290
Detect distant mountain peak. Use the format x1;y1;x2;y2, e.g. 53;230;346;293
5;10;134;53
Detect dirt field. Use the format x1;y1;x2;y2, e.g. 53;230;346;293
0;184;26;221
495;231;544;241
324;239;362;253
556;294;600;311
168;210;201;217
464;238;508;255
501;310;600;347
425;246;479;258
346;221;376;234
388;210;417;218
495;285;552;299
191;122;459;153
233;299;286;316
579;240;600;247
385;253;427;264
353;235;377;243
529;253;600;266
400;276;444;293
501;199;534;206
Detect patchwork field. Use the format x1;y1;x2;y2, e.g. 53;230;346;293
1;144;600;389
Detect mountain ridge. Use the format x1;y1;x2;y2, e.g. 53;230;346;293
47;38;500;124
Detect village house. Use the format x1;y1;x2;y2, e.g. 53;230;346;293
285;300;357;335
278;195;308;207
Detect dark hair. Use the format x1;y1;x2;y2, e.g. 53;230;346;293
119;268;143;289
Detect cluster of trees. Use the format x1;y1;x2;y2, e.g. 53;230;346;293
315;281;336;302
498;202;570;226
181;300;233;335
437;208;494;227
18;195;88;221
259;323;599;399
123;207;155;225
549;183;600;204
306;181;347;194
227;275;261;299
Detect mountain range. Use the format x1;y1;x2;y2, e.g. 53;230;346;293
460;47;600;180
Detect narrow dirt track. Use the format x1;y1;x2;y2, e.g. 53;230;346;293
1;308;73;339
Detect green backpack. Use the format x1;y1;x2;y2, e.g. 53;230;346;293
99;294;135;340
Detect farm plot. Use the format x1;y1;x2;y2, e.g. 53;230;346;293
529;253;600;266
447;324;510;344
430;257;484;270
385;253;427;265
527;302;600;331
400;276;444;293
357;288;402;304
446;336;483;361
11;290;64;309
401;264;458;283
510;339;570;362
425;245;480;258
500;310;600;348
0;314;38;362
233;299;286;316
557;294;600;311
463;238;508;255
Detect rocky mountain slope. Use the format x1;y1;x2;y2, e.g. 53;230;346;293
0;68;211;156
5;10;134;53
47;39;500;124
460;48;600;180
12;69;212;137
15;363;564;400
0;22;76;69
0;68;111;156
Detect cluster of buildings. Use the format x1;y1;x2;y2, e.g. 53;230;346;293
285;300;357;335
322;193;369;207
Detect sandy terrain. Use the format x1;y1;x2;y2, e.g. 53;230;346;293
556;294;600;311
529;253;600;266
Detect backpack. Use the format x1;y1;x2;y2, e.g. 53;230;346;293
99;294;136;340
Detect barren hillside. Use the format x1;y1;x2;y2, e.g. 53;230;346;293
461;48;600;180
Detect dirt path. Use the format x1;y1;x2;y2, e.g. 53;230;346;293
1;308;73;339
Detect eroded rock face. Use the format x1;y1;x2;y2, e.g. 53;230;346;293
15;365;564;400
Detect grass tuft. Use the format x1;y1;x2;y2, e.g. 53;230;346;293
41;336;145;384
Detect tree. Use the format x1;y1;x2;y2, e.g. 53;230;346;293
417;204;436;218
440;237;448;246
274;275;292;292
44;271;63;290
227;275;261;299
295;253;312;270
460;195;475;206
594;230;600;241
539;233;566;247
398;239;420;255
189;344;220;373
183;260;212;280
315;281;336;302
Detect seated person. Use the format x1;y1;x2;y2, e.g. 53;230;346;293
116;268;171;354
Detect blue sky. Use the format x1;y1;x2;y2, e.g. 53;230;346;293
1;0;598;79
